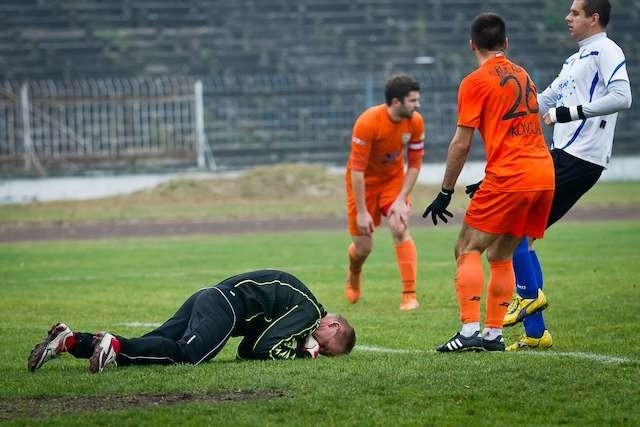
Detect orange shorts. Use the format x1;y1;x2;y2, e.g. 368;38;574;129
465;188;554;239
346;176;408;236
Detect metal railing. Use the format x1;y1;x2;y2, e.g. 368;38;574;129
1;71;638;176
0;77;208;175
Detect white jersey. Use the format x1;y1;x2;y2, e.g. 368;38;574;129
545;32;629;167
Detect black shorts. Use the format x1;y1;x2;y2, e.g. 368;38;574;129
547;149;604;228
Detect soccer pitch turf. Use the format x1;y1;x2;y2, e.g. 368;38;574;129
1;221;639;425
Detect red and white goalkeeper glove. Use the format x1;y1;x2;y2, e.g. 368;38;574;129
300;335;320;359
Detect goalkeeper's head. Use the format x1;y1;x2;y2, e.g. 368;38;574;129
313;313;356;356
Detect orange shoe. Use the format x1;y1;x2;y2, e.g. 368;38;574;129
399;292;419;311
344;271;361;304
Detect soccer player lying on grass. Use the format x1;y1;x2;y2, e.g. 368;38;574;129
28;269;356;373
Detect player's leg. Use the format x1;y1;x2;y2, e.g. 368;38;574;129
105;333;181;367
512;151;602;348
387;210;419;310
504;238;548;327
87;329;182;373
26;324;126;374
175;288;236;365
345;235;373;304
483;233;522;351
142;289;203;340
504;189;555;350
436;222;498;352
483;188;553;351
394;233;419;310
516;246;551;348
88;292;207;372
545;149;603;228
345;187;380;304
79;289;211;372
437;187;518;352
89;289;236;370
381;181;419;310
506;238;550;349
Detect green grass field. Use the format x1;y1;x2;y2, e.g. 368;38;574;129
2;220;639;425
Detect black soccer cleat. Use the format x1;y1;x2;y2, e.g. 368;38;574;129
436;331;484;353
482;334;505;352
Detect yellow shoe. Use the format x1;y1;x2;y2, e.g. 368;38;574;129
503;289;548;327
344;272;360;304
399;292;420;311
506;330;553;351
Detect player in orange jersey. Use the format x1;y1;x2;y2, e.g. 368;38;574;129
422;13;555;351
344;74;425;310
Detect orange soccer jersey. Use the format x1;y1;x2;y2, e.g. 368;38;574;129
345;104;425;234
457;54;554;192
346;104;425;188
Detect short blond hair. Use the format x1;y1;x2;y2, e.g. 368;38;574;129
336;315;356;355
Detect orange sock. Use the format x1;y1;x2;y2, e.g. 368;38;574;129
395;238;417;294
485;259;515;328
455;252;483;324
347;243;365;290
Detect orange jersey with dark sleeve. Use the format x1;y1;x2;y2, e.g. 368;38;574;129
347;104;425;187
457;55;554;191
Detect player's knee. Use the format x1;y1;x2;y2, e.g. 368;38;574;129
356;244;373;257
353;239;373;256
388;214;407;236
454;240;474;259
486;250;512;263
391;228;409;244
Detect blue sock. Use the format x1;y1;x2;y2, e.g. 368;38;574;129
522;248;546;338
530;248;543;290
513;238;538;299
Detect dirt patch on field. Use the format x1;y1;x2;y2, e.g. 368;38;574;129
1;163;638;242
0;206;638;242
0;389;286;421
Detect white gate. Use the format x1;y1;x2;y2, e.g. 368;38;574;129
0;77;210;175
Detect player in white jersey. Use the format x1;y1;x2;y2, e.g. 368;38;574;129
472;0;632;350
540;8;630;171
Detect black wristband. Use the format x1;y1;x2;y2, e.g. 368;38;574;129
555;106;572;123
556;105;585;123
441;187;454;195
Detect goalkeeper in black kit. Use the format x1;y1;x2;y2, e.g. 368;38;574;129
28;270;356;373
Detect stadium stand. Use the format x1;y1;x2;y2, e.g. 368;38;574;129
0;0;637;172
2;0;634;80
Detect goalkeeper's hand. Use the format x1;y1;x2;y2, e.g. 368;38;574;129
422;188;454;225
464;180;482;199
297;335;320;359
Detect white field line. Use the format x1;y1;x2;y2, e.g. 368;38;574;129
357;345;422;354
110;333;635;365
356;344;635;364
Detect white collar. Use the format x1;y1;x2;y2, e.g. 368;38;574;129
578;32;607;48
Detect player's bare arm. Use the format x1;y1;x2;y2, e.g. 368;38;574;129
442;126;474;190
422;126;472;225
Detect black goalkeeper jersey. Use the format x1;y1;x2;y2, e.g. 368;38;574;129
212;269;327;360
